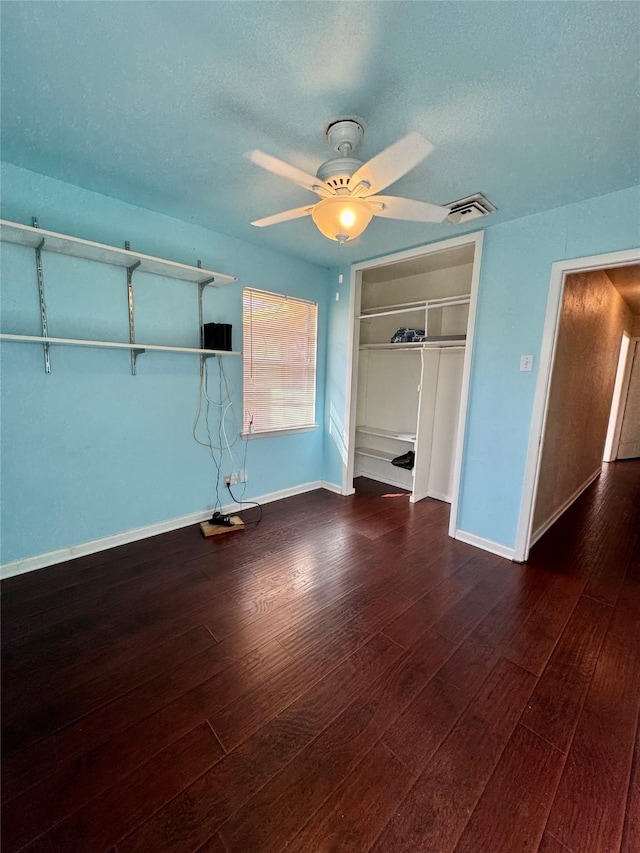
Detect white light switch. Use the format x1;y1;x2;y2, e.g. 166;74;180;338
520;355;533;372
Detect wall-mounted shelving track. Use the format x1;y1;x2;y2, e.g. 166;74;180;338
0;218;240;374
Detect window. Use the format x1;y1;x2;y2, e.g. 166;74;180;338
243;288;318;435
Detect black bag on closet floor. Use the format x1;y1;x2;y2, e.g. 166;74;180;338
391;450;415;470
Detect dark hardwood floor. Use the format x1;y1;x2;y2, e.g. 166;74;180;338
2;461;639;853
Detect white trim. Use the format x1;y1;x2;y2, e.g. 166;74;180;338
1;480;324;579
447;232;484;537
242;424;319;440
342;263;361;495
606;337;639;461
529;467;601;548
514;247;640;563
321;480;343;494
341;230;485;534
454;529;517;561
427;490;452;504
603;333;633;462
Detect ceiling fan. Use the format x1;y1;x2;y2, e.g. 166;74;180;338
247;117;450;243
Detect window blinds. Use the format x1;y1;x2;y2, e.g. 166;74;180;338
243;288;318;435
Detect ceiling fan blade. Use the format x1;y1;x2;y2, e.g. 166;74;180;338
368;195;450;223
349;132;434;196
246;150;334;197
251;204;314;228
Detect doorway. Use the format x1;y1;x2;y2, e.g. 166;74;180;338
516;251;640;561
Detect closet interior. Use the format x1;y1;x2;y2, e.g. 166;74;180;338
353;243;475;503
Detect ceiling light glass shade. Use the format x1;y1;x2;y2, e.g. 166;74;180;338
311;196;373;242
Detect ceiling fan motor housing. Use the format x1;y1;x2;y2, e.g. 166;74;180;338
316;156;364;189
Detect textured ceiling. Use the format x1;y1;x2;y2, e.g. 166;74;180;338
1;1;639;268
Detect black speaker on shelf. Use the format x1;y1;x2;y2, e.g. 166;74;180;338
203;322;232;352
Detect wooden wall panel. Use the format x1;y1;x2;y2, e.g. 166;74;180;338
533;270;634;534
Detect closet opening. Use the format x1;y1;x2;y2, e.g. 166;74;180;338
343;232;484;538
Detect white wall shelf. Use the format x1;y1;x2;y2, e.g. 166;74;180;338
0;334;241;357
0;218;238;374
0;219;237;285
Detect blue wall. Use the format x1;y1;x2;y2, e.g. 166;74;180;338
323;185;640;550
3;162;639;566
1;163;331;564
322;264;352;489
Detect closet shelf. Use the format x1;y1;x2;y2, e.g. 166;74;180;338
0;219;237;285
359;294;470;319
0;334;242;357
360;336;466;351
356;425;416;443
355;446;402;463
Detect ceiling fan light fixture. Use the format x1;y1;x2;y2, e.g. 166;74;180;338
311;196;373;242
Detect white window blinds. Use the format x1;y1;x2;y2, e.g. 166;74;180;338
243;288;318;435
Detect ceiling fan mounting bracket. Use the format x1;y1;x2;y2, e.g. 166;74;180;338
324;118;365;156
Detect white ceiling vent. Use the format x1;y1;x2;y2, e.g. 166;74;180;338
447;193;496;224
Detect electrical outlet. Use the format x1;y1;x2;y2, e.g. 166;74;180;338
239;469;248;483
224;473;239;486
520;355;533;372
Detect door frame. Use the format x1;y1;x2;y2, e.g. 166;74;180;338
603;332;636;462
608;336;640;460
341;230;485;539
513;247;640;563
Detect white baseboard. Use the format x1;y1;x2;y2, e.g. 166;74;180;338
321;480;343;495
529;467;601;548
427;490;452;504
1;480;324;580
454;529;517;561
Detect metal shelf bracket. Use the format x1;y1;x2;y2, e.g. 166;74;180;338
32;217;51;373
125;247;142;375
198;278;217;376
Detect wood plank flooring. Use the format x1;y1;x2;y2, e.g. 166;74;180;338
2;461;639;853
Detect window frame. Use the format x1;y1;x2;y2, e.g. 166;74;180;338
242;287;319;438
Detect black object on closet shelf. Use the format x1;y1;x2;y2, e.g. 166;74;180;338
391;450;415;470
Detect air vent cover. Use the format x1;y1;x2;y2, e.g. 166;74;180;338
447;193;496;224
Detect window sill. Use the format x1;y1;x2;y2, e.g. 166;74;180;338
242;424;319;440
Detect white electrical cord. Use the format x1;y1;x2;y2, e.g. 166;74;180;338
192;355;252;512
